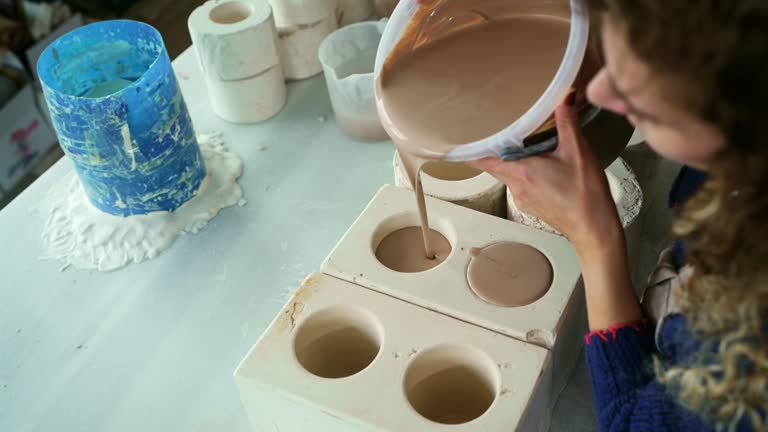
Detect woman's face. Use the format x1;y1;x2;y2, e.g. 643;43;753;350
586;16;726;170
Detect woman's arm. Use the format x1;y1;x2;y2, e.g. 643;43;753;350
585;320;709;431
578;222;643;330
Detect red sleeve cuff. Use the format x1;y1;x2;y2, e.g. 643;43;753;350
584;319;651;345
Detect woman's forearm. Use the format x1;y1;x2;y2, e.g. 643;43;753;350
575;223;644;330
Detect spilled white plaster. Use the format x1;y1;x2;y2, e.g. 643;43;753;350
38;132;245;271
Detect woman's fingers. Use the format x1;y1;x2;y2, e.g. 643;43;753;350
465;157;501;172
466;156;536;187
462;100;620;246
554;100;587;160
466;157;519;180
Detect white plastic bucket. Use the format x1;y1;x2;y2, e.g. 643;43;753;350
319;20;389;142
374;0;590;161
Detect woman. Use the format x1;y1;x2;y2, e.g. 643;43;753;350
469;1;767;430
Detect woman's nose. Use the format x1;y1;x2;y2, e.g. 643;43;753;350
587;68;629;116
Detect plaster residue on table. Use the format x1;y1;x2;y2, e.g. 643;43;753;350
0;48;679;432
38;132;246;272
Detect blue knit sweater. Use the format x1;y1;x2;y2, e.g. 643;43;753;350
583;167;759;431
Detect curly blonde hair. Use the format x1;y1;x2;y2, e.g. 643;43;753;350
587;0;768;429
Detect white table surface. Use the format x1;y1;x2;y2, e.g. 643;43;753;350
0;47;600;432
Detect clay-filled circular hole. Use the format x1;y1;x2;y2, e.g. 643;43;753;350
467;242;553;307
209;1;253;24
375;227;452;273
421;161;483;181
293;307;382;379
404;345;500;425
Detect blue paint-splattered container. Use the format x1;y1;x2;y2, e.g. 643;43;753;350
38;20;206;216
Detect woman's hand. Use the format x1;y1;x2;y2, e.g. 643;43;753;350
468;99;644;330
467;100;622;253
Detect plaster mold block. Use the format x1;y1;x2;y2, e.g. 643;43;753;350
235;273;552;432
268;0;338;80
394;151;506;217
189;0;288;123
321;185;585;405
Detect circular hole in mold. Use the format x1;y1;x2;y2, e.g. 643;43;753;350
376;228;452;273
467;242;553;307
404;345;500;425
210;1;254;24
371;213;456;274
293;306;383;379
421;161;483;182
